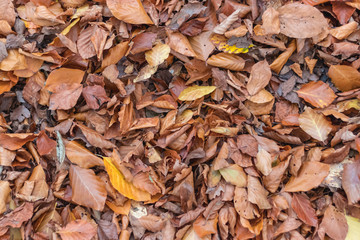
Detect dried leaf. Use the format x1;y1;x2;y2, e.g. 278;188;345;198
44;68;85;92
219;164;247;187
291;193;318;226
247;176;271;209
284;161;330;192
342;160;360;204
69;164;107;211
278;3;328;38
246;60;271;96
330;21;358;40
65;141;104;168
255;148;272;176
0;133;37;151
36;131;56;156
0;181;10;214
297;81;336;108
49;83;83;110
104;157;151;201
299;107;332;142
58;220;97;240
207;53;245;71
145;43;171;67
328;65;360;91
106;0;153;24
178;85;216;101
167;30;197;57
270;40;296;74
213;8;241;34
261;7;280;35
320;205;348;240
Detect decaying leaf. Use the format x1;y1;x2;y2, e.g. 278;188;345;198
58;219;97;240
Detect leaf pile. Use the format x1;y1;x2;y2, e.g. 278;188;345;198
0;0;360;239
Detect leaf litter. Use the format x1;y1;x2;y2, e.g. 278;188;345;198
0;0;359;239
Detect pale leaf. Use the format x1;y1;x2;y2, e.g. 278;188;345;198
299;107;332;142
178;86;216;101
106;0;153;24
207;53;245;71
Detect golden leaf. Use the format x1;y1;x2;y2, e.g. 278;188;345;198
210;34;254;54
106;0;153;25
178;85;216;101
103;157;151;201
330;21;358;40
297;81;336;108
328;65;360;91
145;43;171;67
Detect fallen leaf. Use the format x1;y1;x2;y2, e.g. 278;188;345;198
0;0;16;26
270;40;296;74
82;85;110;109
284;161;330;192
342;160;360;204
345;215;360;240
69;164;107;211
44;68;85;92
291;193;318;226
0;202;33;229
261;7;280;35
145;43;171;67
278;3;328;38
58;219;97;240
248;176;271;209
320;205;348;240
178;85;216;101
103;157;151;201
246;60;272;95
207;52;245;71
49;83;83;110
193;215;218;237
0;133;37;151
328;65;360;91
0;181;10;214
65;141;104;168
297;81;337;108
166;30;197;57
330;21;358;40
299;107;332;142
273;217;302;237
219;164;247;187
36;130;56;155
255;148;272;176
106;0;153;24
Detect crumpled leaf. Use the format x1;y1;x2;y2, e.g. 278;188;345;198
103;157;151;201
284;161;330;192
297;81;337;108
213;8;242;34
106;0;153;25
278;3;328;38
207;53;245;71
58;219;97;240
69;164;107;211
178;85;216;101
299;107;333;142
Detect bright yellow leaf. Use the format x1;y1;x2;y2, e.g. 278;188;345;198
103;157;151;201
178;86;216;101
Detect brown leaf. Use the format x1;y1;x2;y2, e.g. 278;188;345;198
145;43;171;67
58;219;97;240
189;31;215;61
82;85;110;109
297;81;336;108
299;107;333;142
330;21;358;40
0;146;16;166
0;202;33;228
106;0;153;24
219;164;247;187
36;130;56;155
320;205;348;240
278;3;328;38
0;133;37;151
193;215;218;237
101;41;129;70
255;148;272;176
69;164;107;211
284;161;330;192
270;40;297;74
207;52;245;71
213;8;242;34
130;32;157;54
261;7;280;35
0;181;10;214
332;2;355;25
0;0;16;26
167;30;197;57
49;83;83;110
342;160;360;204
0;49;27;71
263;157;290;193
246;60;272;96
44;68;85;92
247;176;271;209
76;123;116;149
237;134;258;157
273;217;302;237
65;141;104;168
291;193;318;226
234;187;258;219
328;65;360;91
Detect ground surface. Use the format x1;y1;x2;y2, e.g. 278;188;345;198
0;0;360;239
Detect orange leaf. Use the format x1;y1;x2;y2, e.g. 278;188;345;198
65;141;104;168
69;165;107;211
0;133;37;151
299;107;332;142
58;220;97;240
284;161;330;192
178;85;216;101
297;81;336;108
207;53;245;71
106;0;153;25
291;193;318;226
44;68;85;92
193;215;218;237
328;65;360;91
246;60;272;96
103;157;151;201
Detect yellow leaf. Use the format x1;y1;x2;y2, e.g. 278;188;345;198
178;85;216;101
210;34;254;54
145;43;170;67
103;157;151;201
61;18;80;35
346;215;360;240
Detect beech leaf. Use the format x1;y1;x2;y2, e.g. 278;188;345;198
299;107;333;142
297;81;337;108
178;86;216;101
106;0;153;25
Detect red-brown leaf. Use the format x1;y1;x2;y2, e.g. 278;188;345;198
291;193;318;226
